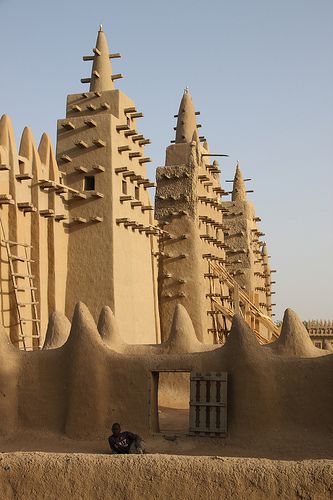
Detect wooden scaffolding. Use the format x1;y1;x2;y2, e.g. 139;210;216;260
206;259;279;344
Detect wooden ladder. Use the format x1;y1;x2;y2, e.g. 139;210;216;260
0;219;40;350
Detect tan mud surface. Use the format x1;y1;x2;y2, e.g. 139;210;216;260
0;452;332;500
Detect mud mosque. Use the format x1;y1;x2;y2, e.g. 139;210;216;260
0;26;280;351
0;26;332;445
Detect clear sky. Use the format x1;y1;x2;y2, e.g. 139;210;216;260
0;0;332;320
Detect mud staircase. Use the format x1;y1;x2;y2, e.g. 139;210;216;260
0;220;40;351
206;260;279;344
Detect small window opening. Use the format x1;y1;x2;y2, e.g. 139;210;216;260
122;180;127;194
135;186;140;200
84;176;95;191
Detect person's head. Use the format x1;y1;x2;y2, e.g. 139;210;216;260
112;422;121;436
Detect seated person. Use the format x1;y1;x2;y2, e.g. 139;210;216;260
108;422;145;454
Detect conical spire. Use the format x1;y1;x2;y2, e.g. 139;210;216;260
266;308;326;358
164;304;202;353
19;127;37;161
89;25;114;92
175;88;198;143
97;306;124;349
232;161;247;202
38;133;59;181
223;313;262;358
19;127;42;181
43;311;71;350
0;114;18;154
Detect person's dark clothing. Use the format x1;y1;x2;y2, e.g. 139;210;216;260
108;431;138;454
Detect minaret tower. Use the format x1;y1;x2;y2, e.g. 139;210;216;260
56;26;159;343
155;89;231;343
221;162;275;329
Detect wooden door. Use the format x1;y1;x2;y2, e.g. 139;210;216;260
189;372;227;436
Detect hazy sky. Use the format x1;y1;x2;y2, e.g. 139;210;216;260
0;0;332;320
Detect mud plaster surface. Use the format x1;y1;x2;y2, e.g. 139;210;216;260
0;451;332;500
0;305;332;497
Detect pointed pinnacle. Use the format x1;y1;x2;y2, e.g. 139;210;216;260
89;26;114;92
175;89;197;144
0;114;15;148
232;161;247;202
19;127;36;160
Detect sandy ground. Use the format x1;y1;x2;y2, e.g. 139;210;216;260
1;400;333;461
1;430;333;460
158;406;189;432
0;452;332;500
